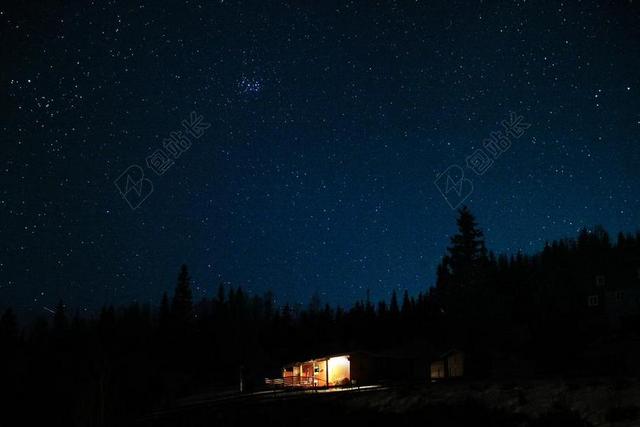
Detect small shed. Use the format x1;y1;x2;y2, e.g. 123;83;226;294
430;349;464;380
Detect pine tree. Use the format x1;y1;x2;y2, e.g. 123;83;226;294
401;289;412;316
0;308;18;339
389;289;399;317
171;264;193;323
217;282;226;305
159;291;171;328
447;206;487;281
438;206;488;315
53;299;67;332
377;300;387;317
263;290;274;319
308;291;322;313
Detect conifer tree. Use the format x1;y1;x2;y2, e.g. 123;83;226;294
53;299;67;332
171;264;193;323
389;289;399;316
436;206;488;315
0;308;18;339
159;291;171;328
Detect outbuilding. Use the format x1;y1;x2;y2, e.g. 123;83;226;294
430;349;464;380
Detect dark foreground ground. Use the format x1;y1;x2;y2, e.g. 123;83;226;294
137;377;640;427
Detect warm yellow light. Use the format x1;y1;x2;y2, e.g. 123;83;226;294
327;356;350;386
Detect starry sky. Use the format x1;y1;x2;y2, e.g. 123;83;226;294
2;0;639;314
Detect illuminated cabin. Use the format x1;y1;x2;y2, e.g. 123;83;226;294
276;351;428;388
282;354;354;388
430;349;464;380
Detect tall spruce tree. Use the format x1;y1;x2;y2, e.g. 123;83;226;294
436;206;488;315
389;289;399;317
172;264;193;323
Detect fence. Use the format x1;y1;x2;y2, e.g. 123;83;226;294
264;375;328;388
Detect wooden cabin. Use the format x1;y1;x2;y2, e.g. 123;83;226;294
281;353;356;388
273;351;427;388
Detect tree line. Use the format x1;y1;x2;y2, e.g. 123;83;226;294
2;207;640;426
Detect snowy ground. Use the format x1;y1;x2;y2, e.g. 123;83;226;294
140;378;640;426
346;378;640;426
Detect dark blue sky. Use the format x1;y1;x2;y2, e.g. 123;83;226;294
2;0;639;314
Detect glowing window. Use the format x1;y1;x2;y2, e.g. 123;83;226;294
327;356;350;386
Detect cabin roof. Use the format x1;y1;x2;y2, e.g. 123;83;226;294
282;352;354;368
282;348;432;369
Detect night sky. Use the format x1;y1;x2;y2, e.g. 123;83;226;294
2;0;639;314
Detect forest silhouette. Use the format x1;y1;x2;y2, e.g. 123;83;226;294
2;207;640;426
